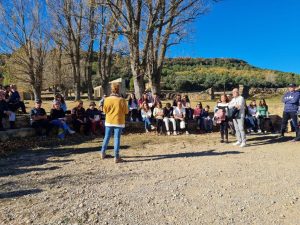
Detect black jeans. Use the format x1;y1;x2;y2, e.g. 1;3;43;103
129;109;139;121
32;120;52;136
156;119;163;133
220;120;229;140
258;116;274;132
281;111;299;135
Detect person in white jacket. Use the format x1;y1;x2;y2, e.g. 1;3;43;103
141;102;155;132
228;88;246;147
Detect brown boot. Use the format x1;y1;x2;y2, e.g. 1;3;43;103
114;157;125;163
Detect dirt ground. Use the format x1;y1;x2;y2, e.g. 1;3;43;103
0;132;299;225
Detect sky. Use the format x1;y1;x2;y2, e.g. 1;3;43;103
168;0;300;74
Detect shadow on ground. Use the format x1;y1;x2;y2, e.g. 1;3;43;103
0;189;43;199
124;149;243;162
246;134;294;147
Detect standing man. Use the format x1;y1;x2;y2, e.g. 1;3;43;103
100;83;129;163
280;83;300;140
229;88;246;147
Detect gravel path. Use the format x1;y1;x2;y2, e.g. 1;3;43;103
0;133;299;225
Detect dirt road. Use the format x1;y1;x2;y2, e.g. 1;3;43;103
0;133;299;225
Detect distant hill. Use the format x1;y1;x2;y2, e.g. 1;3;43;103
161;58;300;91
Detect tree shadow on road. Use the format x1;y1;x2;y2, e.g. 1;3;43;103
0;189;43;199
124;149;243;163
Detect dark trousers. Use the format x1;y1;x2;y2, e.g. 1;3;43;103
220;121;229;141
32;120;52;136
175;119;187;132
9;101;26;113
0;111;5;129
72;119;90;135
156;119;163;133
281;111;299;135
258;116;274;132
129;109;139;121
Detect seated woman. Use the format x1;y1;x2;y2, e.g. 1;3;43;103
257;99;274;133
246;100;258;132
153;102;164;135
173;101;189;135
54;94;68;113
193;102;203;130
86;101;104;135
50;101;75;139
71;100;89;135
0;90;16;130
163;103;176;135
141;102;155;133
8;84;26;114
128;93;139;122
201;105;213;133
182;95;193;120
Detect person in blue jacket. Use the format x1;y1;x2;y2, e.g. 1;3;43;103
280;83;300;140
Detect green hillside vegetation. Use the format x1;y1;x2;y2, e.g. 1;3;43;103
161;58;300;91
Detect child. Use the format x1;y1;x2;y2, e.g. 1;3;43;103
163;103;177;135
193;102;203;130
153;102;164;135
86;101;103;134
141;102;155;133
214;95;229;143
173;101;188;135
128;93;139;122
202;105;213;133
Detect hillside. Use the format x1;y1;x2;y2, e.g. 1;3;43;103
161;58;300;91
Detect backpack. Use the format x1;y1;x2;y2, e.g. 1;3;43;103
214;109;226;124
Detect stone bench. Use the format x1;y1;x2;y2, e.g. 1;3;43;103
0;128;36;142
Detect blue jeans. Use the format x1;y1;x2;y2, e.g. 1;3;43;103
101;126;123;158
50;119;70;138
143;117;152;130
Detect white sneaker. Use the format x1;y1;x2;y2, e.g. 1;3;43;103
145;129;149;133
167;131;171;136
185;131;190;135
150;125;156;130
258;129;262;133
240;142;246;147
233;141;241;146
68;129;75;134
173;131;177;136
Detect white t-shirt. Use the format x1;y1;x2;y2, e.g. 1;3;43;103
173;107;186;118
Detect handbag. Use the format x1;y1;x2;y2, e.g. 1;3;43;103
180;120;186;129
228;107;240;119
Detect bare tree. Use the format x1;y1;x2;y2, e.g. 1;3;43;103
47;0;86;100
106;0;217;97
0;0;51;100
147;0;214;94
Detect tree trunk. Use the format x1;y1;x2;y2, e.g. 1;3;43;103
102;78;110;96
32;84;42;100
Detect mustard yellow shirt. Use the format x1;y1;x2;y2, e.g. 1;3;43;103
103;96;129;127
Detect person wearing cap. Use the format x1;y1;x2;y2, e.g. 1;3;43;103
86;101;103;135
100;83;129;163
71;100;89;135
280;83;300;139
30;100;52;137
